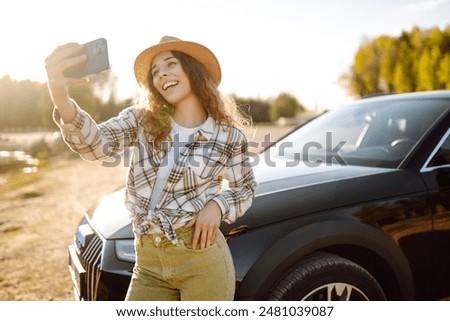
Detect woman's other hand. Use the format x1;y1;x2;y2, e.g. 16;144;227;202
186;200;222;249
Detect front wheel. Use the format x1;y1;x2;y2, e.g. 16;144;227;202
267;252;386;301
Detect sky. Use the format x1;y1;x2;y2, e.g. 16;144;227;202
1;0;449;111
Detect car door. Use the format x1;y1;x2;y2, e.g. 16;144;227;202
420;128;450;299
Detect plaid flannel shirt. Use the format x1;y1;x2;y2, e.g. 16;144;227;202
53;102;257;244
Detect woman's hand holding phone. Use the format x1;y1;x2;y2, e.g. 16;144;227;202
45;38;109;122
45;43;88;122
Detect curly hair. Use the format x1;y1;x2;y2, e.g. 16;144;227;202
137;51;250;150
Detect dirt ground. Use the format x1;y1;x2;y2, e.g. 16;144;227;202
0;125;293;301
0;156;128;300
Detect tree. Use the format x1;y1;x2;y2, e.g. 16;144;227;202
0;76;52;131
393;39;415;92
378;36;397;92
350;39;382;96
438;53;450;89
342;26;450;97
270;92;305;122
0;70;129;131
69;69;127;122
417;46;442;90
233;96;272;123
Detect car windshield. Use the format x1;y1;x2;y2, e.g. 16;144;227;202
268;97;449;168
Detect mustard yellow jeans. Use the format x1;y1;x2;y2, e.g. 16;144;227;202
125;227;235;301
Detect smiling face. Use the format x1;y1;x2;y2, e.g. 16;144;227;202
150;51;194;107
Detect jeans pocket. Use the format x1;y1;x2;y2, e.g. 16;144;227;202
179;240;218;253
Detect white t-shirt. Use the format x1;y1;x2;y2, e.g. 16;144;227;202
148;118;203;212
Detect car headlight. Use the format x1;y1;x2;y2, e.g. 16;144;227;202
115;239;135;263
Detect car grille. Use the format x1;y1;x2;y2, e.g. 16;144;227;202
78;234;103;300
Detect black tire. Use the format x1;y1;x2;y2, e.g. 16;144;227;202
267;252;386;301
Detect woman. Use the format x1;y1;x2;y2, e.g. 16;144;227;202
45;36;257;300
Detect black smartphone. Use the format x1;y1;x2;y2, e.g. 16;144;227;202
64;38;110;78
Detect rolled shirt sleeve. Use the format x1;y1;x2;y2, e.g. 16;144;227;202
53;100;139;161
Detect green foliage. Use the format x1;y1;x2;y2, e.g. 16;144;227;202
234;93;306;123
392;39;415;93
343;26;450;97
270;92;305;122
233;96;272;123
0;72;307;130
0;76;53;130
438;54;450;89
0;71;130;131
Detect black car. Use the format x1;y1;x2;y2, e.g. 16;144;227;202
68;90;450;301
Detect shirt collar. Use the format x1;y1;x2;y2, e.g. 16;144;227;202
196;116;216;141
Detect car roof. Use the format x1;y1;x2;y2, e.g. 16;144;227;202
361;90;450;102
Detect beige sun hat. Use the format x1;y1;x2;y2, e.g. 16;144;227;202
134;36;222;87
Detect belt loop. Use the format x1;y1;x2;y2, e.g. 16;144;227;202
135;235;141;246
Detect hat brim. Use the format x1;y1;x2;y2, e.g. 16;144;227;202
134;39;221;87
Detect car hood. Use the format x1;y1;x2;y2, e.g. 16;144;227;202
253;157;393;195
89;157;396;239
89;189;131;239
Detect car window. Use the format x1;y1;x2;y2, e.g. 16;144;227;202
427;130;450;168
269;98;448;168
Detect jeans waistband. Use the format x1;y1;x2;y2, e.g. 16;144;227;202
138;226;194;247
